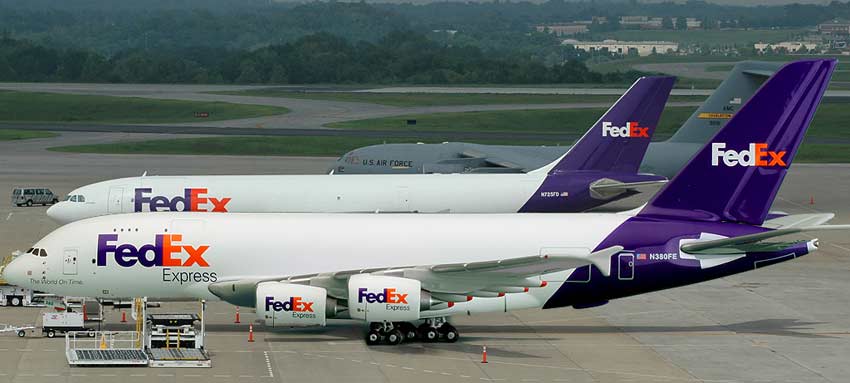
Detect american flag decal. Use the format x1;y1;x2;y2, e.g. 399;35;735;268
637;253;647;261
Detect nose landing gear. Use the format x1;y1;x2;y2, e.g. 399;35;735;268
365;317;459;345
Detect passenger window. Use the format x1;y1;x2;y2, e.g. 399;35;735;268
70;195;78;202
39;249;47;257
78;195;86;203
25;189;33;195
36;189;43;195
13;190;21;195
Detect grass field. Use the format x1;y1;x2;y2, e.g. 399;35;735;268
0;129;58;141
0;91;289;124
48;136;552;157
214;89;705;107
326;106;697;138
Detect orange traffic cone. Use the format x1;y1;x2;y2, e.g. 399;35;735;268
248;324;255;343
121;311;127;323
481;346;488;363
234;307;241;324
810;196;815;205
83;310;88;321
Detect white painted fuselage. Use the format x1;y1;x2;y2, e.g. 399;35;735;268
48;173;549;223
5;212;628;314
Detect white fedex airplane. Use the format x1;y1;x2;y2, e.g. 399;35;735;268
45;77;675;224
4;60;845;345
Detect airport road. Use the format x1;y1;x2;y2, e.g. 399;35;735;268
0;133;848;382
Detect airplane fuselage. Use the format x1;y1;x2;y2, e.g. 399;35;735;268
4;212;814;316
47;171;657;223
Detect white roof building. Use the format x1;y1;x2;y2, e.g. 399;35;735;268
563;39;679;56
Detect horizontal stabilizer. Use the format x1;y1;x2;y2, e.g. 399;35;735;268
589;178;667;199
680;225;850;254
762;213;835;229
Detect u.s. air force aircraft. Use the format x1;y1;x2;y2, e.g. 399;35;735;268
5;60;845;345
46;77;675;224
330;61;783;177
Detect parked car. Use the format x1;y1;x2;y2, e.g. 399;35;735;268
12;187;59;207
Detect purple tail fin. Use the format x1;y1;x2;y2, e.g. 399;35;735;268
538;76;675;175
638;59;836;225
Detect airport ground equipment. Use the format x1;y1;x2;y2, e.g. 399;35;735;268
65;330;148;366
145;301;210;367
42;312;94;338
0;323;35;337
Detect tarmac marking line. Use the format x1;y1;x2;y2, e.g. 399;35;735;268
402;367;415;370
213;375;232;378
6;212;11;221
423;369;434;373
385;364;397;368
238;375;255;378
351;359;362;363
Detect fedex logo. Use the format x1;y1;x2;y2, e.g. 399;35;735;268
96;234;210;268
711;143;787;167
601;121;649;138
134;188;231;213
264;296;314;312
357;288;408;304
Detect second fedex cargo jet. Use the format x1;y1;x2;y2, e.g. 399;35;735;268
47;77;674;223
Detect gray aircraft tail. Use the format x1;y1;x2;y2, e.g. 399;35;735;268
665;61;782;144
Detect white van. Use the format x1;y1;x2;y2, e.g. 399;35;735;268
12;187;59;207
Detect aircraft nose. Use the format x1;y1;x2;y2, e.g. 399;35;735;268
46;202;72;224
1;256;27;287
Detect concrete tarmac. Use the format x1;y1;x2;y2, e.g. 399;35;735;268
0;132;848;382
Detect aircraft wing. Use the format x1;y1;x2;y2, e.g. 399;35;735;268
679;225;850;255
208;246;622;303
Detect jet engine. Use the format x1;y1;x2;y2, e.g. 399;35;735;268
347;274;437;322
255;282;339;327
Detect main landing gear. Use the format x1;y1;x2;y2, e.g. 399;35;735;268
365;317;459;346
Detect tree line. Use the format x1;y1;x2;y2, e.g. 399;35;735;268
0;31;644;85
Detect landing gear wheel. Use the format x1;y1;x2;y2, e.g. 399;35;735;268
369;322;383;332
10;296;22;307
365;330;382;346
385;329;404;345
46;330;56;338
418;324;439;342
440;324;459;343
398;322;417;342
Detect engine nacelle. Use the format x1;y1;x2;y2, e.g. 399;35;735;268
256;282;331;327
348;275;425;322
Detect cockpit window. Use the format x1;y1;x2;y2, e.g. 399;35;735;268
65;194;86;203
70;195;78;202
64;195;72;201
38;249;47;257
26;248;33;254
78;195;85;203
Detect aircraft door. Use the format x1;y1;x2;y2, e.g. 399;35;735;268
63;248;78;275
618;253;634;280
107;187;124;213
396;187;411;212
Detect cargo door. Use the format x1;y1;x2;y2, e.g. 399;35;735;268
63;248;78;275
107;187;124;213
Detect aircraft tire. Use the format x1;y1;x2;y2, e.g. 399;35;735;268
398;322;417;342
440;324;459;343
418;324;438;342
365;330;382;346
385;329;404;345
